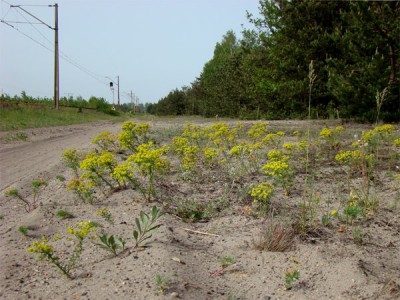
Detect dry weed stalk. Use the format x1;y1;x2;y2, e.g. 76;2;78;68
253;214;295;252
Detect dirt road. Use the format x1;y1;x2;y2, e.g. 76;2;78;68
0;121;123;193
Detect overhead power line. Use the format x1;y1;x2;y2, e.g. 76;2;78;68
0;20;42;24
1;3;59;108
1;19;53;51
1;1;127;106
1;3;109;91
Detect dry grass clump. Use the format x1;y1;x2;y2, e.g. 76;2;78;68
253;216;295;252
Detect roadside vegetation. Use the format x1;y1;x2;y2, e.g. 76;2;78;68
0;93;130;131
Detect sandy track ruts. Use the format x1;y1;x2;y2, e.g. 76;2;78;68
0;121;124;193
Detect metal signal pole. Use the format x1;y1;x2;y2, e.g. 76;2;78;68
117;76;120;109
106;76;120;110
8;3;60;109
54;3;59;110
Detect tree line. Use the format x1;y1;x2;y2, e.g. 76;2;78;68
1;91;118;115
149;0;399;122
1;91;154;115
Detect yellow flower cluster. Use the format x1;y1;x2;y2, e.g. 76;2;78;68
52;234;62;241
27;237;54;254
282;143;296;151
362;124;395;142
250;182;274;204
235;122;244;131
92;131;117;150
97;151;116;169
204;122;238;147
209;122;230;137
117;131;133;149
267;149;286;161
203;147;219;164
121;121;136;132
297;140;309;151
172;136;204;170
262;160;289;177
118;121;150;150
121;121;150;135
129;142;169;175
182;122;203;141
393;138;400;146
247;122;268;141
79;151;98;171
173;122;243;170
335;150;359;164
172;136;189;157
66;176;94;194
110;161;135;184
347;200;358;207
262;132;285;145
319;127;333;139
373;124;394;135
181;145;200;170
95;207;112;222
79;151;116;173
335;126;344;132
293;130;302;138
319;126;344;141
261;146;294;195
67;221;96;240
335;150;374;165
62;148;81;170
229;144;251;157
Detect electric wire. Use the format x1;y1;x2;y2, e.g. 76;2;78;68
1;0;11;7
15;7;53;44
1;20;41;24
1;1;137;102
12;5;53;7
10;7;109;86
1;4;110;87
2;20;54;52
1;0;52;7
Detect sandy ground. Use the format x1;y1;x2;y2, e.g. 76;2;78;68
0;118;399;300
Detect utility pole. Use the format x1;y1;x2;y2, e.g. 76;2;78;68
117;76;120;110
54;3;59;110
8;3;60;109
130;90;135;113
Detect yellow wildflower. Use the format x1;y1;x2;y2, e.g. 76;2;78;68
27;237;54;254
247;122;268;141
319;128;333;139
374;124;394;135
262;160;289;177
335;126;344;132
67;221;96;240
250;182;274;203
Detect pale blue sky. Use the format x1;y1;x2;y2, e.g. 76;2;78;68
0;0;260;104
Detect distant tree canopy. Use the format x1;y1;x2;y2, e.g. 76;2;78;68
0;92;120;115
150;0;400;121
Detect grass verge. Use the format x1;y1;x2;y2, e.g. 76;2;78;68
0;105;129;131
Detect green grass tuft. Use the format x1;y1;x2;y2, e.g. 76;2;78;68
0;105;128;131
